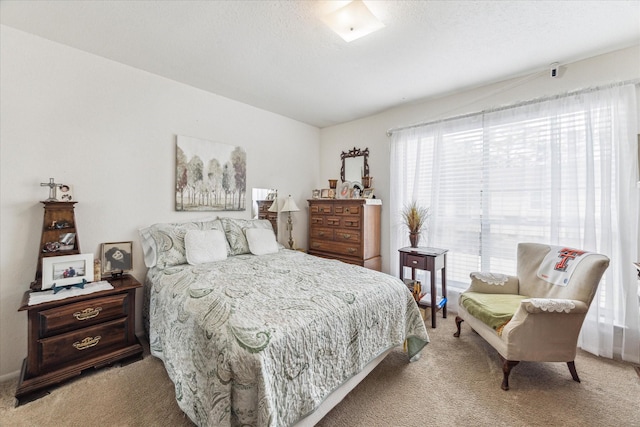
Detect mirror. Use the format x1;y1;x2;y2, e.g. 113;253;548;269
251;188;278;236
340;147;369;183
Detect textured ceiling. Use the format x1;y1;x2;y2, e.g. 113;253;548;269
1;1;639;128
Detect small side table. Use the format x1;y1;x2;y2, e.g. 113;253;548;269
399;247;448;328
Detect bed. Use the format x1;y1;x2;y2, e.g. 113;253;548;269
140;217;429;426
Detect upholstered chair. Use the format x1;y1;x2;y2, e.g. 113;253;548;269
454;243;609;390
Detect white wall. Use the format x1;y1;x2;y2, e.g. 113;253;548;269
319;45;640;274
0;26;319;379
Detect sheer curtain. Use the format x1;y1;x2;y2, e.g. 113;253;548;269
390;84;639;363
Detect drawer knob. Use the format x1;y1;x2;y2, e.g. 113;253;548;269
412;260;418;265
73;335;102;351
73;307;102;321
345;208;350;213
319;231;325;237
342;233;351;239
347;248;356;254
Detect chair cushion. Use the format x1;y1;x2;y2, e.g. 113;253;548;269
460;292;529;333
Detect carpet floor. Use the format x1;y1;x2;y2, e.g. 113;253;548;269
1;313;639;426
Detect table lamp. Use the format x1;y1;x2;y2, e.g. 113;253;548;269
280;195;300;249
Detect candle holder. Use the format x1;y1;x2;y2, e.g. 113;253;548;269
328;179;338;189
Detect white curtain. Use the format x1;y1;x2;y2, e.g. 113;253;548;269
390;84;639;363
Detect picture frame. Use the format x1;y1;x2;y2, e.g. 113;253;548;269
55;184;74;202
320;189;330;198
101;241;133;277
42;253;94;290
362;188;375;199
312;189;321;199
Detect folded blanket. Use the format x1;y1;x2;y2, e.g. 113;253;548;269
536;245;594;287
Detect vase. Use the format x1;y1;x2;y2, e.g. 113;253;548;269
409;232;420;248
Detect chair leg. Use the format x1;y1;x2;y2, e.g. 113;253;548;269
499;356;519;391
453;316;464;337
567;361;581;383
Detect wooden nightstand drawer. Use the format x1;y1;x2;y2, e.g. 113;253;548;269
405;254;427;269
38;294;128;338
334;229;361;243
38;317;129;372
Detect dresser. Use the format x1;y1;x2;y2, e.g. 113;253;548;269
308;199;381;271
15;275;143;404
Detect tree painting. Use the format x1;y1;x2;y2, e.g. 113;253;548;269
176;136;246;211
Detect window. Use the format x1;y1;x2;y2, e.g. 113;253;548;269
390;84;639;362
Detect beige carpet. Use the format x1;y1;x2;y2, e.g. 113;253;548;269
1;314;639;426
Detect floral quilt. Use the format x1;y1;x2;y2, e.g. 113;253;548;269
146;249;429;426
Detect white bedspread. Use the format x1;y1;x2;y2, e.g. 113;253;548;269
146;249;429;426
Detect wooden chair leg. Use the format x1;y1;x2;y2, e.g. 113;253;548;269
453;316;464;337
499;356;519;391
567;361;581;382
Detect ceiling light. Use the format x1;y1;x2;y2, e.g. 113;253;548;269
322;0;385;42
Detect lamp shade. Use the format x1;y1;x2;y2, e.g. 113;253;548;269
280;195;300;213
267;197;278;212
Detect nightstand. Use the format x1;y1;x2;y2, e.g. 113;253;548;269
399;247;448;328
15;274;143;405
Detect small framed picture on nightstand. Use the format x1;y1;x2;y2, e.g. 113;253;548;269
101;241;133;277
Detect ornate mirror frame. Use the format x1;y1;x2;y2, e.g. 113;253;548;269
340;147;369;182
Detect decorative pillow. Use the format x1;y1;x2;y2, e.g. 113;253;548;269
221;218;273;255
185;229;228;264
245;228;279;256
143;218;229;269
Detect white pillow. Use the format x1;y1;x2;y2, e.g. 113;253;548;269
245;228;279;256
185;229;228;265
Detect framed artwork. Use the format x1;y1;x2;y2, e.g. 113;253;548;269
176;135;247;211
312;189;321;199
328;188;336;199
101;241;133;276
55;184;74;202
42;253;94;290
321;189;330;198
362;188;375;198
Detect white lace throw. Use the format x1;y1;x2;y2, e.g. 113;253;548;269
28;281;114;306
536;245;593;287
470;272;509;286
528;298;576;313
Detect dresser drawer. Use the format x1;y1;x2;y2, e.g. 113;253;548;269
310;227;333;240
310;204;333;215
38;317;129;372
334;228;361;243
334;204;360;216
340;217;360;228
404;254;428;269
38;294;128;338
309;240;361;258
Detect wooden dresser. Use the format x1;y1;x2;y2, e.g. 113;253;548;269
308;199;381;271
15;275;143;404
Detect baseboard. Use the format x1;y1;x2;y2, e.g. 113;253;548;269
0;370;20;383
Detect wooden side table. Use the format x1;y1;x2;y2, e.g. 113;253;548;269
15;275;143;405
399;247;448;328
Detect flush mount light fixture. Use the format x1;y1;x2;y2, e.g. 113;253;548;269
322;0;385;42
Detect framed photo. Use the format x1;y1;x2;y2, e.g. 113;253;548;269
101;241;133;276
42;253;94;290
312;189;321;199
362;188;375;199
321;189;330;198
55;184;74;202
328;188;336;199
